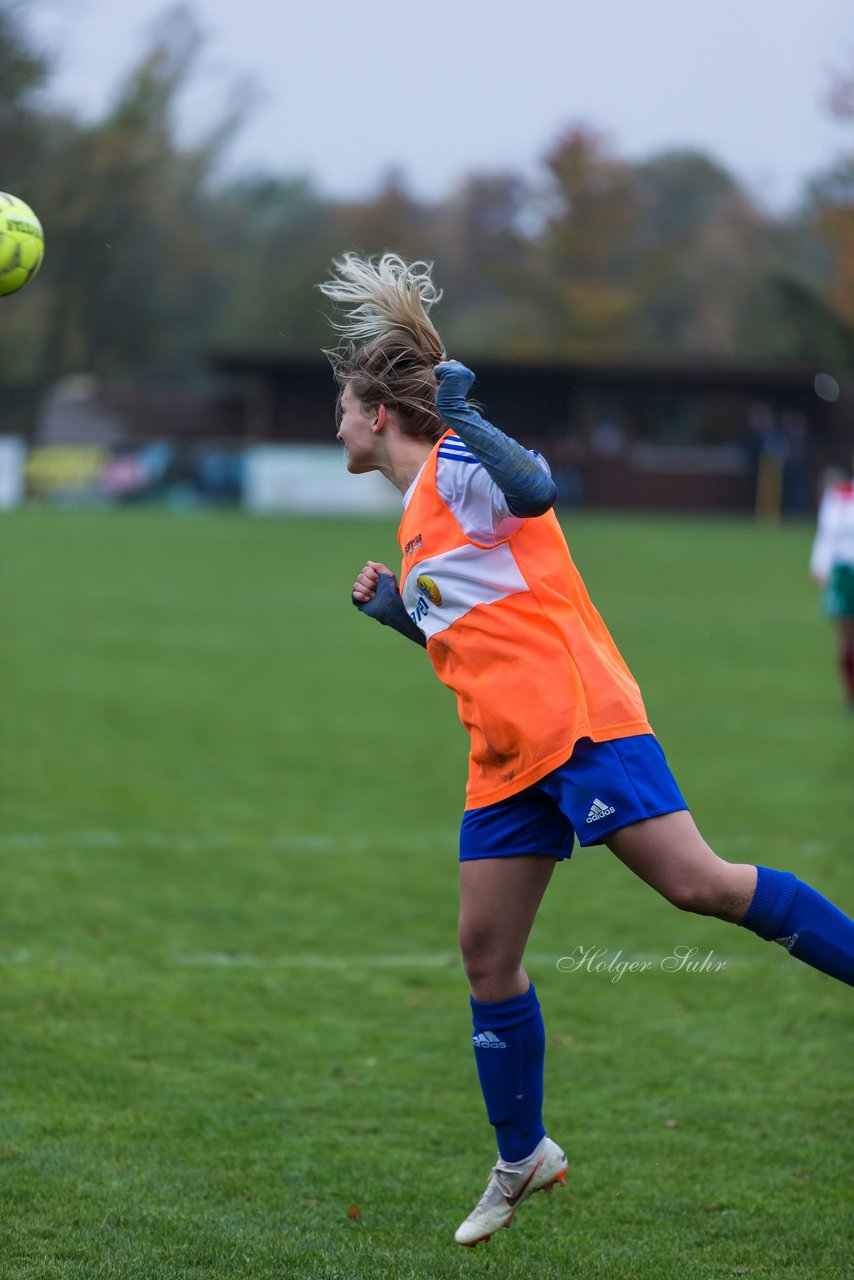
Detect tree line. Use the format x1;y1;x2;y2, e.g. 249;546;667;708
2;2;853;436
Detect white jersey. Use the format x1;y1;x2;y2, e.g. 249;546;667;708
810;482;854;581
403;432;551;542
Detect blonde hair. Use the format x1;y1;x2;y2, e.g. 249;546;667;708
318;252;447;442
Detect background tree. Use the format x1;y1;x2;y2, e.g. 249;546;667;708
2;0;853;441
0;2;49;185
35;4;242;383
211;173;333;353
632;151;771;354
0;3;65;432
764;57;854;367
518;126;643;355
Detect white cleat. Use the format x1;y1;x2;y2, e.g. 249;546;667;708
454;1136;568;1247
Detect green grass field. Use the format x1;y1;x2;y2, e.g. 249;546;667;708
1;508;852;1280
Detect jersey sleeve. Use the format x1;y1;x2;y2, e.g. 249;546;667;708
435;434;553;546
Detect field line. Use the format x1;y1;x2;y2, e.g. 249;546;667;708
173;950;466;970
0;829;458;855
0;948;766;972
172;949;762;971
0;830;835;858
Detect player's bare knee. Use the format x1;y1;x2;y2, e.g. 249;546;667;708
459;930;516;988
663;872;740;917
462;958;495;998
460;944;499;987
663;878;721;915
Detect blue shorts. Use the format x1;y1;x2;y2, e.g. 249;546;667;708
459;734;687;862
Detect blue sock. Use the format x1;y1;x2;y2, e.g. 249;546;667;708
739;866;854;986
470;983;546;1162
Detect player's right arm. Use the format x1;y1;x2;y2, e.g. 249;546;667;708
434;361;557;517
352;561;427;647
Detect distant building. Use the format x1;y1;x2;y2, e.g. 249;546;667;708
25;353;850;513
209;351;852;514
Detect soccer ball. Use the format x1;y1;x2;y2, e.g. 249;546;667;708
0;192;45;296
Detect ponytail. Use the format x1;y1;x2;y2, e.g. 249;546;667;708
319;253;447;442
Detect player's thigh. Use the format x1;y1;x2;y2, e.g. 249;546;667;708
459;855;556;961
604;810;756;919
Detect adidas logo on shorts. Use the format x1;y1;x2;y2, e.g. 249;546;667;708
586;797;616;824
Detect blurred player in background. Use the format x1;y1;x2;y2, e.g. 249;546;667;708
810;461;854;708
319;253;854;1248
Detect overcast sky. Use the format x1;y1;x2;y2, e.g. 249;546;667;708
26;0;854;211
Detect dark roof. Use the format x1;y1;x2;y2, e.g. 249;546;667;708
210;348;831;392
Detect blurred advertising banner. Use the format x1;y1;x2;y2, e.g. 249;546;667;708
0;437;25;508
22;443;244;507
13;442;402;513
26;446;106;502
243;446;400;515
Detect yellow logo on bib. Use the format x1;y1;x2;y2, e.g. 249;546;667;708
416;574;442;606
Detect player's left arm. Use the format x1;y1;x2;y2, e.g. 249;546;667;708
352;561;427;647
434;361;557;517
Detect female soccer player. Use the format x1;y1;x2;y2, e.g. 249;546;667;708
810;462;854;708
318;253;854;1247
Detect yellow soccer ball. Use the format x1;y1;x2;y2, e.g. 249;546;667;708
0;192;45;296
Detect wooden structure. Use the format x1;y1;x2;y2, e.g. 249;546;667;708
207;351;852;513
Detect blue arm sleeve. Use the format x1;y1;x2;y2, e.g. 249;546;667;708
434;361;557;517
352;571;427;648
